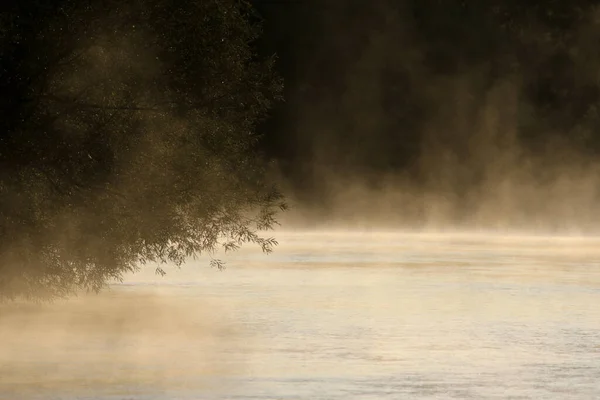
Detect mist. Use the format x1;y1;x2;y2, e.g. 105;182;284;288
4;2;600;398
265;1;600;235
0;289;246;397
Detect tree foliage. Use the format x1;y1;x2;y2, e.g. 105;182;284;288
0;0;285;301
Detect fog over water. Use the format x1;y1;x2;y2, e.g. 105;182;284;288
264;3;600;235
277;78;600;234
4;2;600;399
2;230;600;399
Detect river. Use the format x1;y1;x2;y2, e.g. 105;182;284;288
2;231;600;399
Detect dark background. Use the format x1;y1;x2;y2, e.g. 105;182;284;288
250;0;600;201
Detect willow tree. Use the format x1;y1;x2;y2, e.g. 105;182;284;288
0;0;285;301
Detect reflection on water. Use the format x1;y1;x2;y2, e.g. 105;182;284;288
2;231;600;399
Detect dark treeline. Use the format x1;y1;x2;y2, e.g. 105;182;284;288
253;0;600;202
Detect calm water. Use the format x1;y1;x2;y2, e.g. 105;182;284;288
2;231;600;399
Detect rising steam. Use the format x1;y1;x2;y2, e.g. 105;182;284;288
278;2;600;235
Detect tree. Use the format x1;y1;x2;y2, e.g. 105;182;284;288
0;0;286;301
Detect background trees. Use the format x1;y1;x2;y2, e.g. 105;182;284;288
253;0;600;227
0;0;285;301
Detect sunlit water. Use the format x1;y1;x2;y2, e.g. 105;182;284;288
2;231;600;399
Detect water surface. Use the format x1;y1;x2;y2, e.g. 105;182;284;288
2;231;600;399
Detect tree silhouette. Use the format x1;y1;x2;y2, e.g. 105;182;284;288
0;0;285;301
